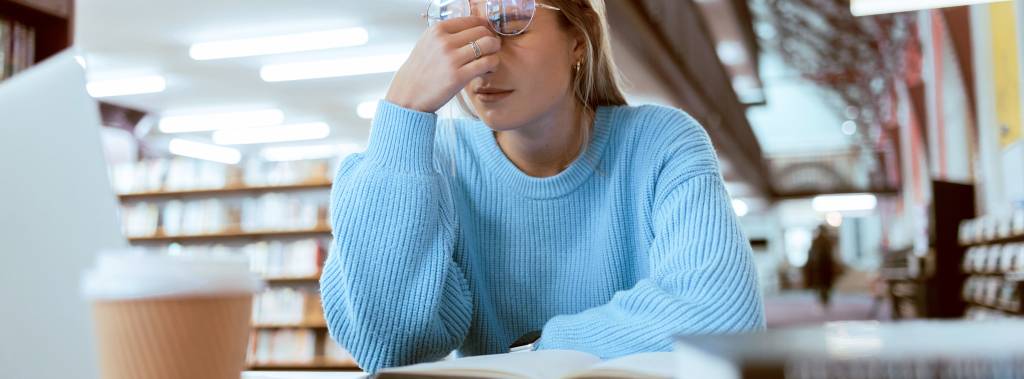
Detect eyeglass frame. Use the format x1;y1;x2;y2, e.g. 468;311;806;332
423;0;562;37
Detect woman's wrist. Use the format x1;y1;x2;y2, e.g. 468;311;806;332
363;100;439;173
385;90;434;114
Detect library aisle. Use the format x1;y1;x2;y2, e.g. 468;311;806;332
3;0;1024;378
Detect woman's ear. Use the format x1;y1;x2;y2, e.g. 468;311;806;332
571;30;586;63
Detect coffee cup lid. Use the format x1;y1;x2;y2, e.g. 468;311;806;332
82;249;265;300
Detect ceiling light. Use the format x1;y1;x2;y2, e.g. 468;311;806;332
841;120;858;136
189;27;369;60
826;212;844;227
755;22;777;40
168;138;241;164
732;199;750;217
716;41;746;66
260;143;364;162
851;0;1011;16
213;122;331;145
260;53;408;82
357;100;379;119
812;193;877;213
158;109;285;133
86;75;166;98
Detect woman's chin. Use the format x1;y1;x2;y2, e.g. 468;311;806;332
476;110;523;132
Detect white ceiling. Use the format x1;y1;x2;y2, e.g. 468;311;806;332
746;50;855;157
75;0;429;147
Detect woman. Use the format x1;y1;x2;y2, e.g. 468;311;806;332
320;0;765;372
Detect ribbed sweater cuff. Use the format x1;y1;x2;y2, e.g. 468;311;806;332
364;100;438;173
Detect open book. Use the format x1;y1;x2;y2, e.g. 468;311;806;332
375;350;675;379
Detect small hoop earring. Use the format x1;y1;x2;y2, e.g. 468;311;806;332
574;60;581;72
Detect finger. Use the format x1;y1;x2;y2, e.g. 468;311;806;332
454;36;501;66
450;25;494;46
456;54;500;83
437;16;490;34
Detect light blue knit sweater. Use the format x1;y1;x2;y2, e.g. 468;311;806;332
320;100;765;373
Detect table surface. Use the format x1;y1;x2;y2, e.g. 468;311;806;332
242;371;366;379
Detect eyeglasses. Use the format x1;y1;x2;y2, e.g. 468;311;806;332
424;0;562;36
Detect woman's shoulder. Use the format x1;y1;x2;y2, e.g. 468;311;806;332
429;116;488;167
605;103;713;159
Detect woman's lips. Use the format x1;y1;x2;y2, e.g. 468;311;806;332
475;89;514;102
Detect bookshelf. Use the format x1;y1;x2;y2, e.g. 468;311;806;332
126;225;333;244
118;181;333;201
959;210;1024;320
0;0;71;81
266;274;322;285
115;157;357;370
882;181;977;319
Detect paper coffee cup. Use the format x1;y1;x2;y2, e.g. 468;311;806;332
82;250;264;379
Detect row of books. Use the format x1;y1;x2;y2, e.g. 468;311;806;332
156;239;325;279
119;195;327;237
252;287;324;326
965;305;1024;320
110;157;336;194
0;18;35;82
244;159;335;189
959;209;1024;245
246;329;354;366
962;275;1022;313
963;243;1024;275
247;239;325;279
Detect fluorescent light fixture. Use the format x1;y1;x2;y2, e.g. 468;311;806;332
357;100;379;119
213;122;331;145
732;199;750;217
260;143;363;162
841;120;858;136
261;53;408;82
86;75;166;98
851;0;1011;16
168;138;241;164
826;212;844;227
158;109;285;134
812;193;878;213
716;41;746;66
190;27;369;60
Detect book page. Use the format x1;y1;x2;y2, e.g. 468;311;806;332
378;350;601;379
564;352;676;379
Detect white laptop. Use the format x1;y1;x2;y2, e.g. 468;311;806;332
0;51;126;379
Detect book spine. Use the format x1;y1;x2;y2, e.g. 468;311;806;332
0;18;9;80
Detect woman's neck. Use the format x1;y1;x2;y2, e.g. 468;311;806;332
494;101;593;178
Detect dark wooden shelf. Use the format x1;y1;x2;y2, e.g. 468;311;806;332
118;181;332;201
127;225;331;243
961;234;1024;248
265;274;322;284
964;300;1023;315
0;0;69;18
0;0;71;64
964;271;1024;279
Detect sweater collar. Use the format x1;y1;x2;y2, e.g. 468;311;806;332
468;106;615;199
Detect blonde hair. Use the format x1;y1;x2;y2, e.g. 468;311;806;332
448;0;628;174
549;0;629;111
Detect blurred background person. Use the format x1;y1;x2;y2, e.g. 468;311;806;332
804;224;840;311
